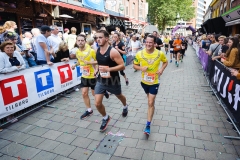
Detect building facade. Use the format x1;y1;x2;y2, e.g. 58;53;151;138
191;0;207;29
207;0;240;35
105;0;148;33
0;0;148;39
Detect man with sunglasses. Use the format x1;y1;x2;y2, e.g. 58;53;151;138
94;30;128;132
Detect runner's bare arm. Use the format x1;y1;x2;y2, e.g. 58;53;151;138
109;48;125;71
157;61;168;76
133;64;148;72
116;45;126;55
39;42;51;63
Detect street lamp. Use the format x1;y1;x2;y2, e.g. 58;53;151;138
176;13;180;19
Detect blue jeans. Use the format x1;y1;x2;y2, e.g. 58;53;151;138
23;57;29;68
37;58;54;65
27;57;37;67
37;60;47;65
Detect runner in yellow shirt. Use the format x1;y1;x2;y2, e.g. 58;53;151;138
133;34;168;135
163;35;170;54
71;34;108;120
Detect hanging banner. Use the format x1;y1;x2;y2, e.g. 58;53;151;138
0;60;82;119
82;0;105;12
198;48;209;72
210;61;240;124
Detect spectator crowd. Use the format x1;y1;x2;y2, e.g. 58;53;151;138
190;33;240;80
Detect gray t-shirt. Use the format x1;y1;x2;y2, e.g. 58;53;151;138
36;34;51;61
209;43;222;58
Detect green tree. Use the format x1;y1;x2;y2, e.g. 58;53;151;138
147;0;195;33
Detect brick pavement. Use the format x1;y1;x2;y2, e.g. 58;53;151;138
0;47;240;160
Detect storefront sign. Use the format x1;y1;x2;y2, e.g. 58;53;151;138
82;0;105;12
132;24;143;29
110;18;124;26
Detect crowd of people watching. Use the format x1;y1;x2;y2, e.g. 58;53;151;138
192;33;240;80
0;21;188;76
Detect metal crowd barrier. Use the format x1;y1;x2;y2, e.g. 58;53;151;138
191;43;240;140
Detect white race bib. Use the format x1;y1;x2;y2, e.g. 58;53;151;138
170;48;174;51
81;66;90;76
143;73;155;83
99;65;111;78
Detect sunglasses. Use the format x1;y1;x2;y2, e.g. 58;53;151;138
7;32;17;36
95;37;103;39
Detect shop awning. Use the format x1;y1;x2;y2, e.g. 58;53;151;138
226;19;240;26
130;18;147;25
143;25;159;33
34;0;109;17
201;17;227;35
110;15;129;21
105;9;129;20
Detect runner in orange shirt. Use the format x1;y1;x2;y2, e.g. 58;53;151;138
173;34;182;67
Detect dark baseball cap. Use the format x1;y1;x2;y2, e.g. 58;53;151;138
40;25;54;32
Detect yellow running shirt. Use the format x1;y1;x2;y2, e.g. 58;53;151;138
76;45;96;79
163;38;170;44
134;49;167;85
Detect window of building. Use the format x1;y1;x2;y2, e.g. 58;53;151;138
230;0;234;9
126;0;129;16
198;8;205;14
223;0;227;13
132;3;135;17
139;1;143;19
198;3;204;8
220;3;223;15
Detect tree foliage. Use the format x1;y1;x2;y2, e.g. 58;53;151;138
147;0;195;32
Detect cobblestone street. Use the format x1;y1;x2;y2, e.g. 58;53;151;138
0;47;240;160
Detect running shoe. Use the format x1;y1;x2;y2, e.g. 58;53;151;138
175;61;177;65
100;116;111;132
226;118;233;124
134;70;137;72
80;110;93;119
126;79;129;86
144;125;150;135
181;59;183;62
170;60;172;63
104;91;109;99
176;62;179;67
122;107;128;117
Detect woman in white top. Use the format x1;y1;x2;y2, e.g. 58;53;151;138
0;41;25;73
67;27;77;50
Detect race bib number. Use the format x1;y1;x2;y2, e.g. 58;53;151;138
182;46;185;49
176;45;181;49
81;66;90;76
99;66;111;78
170;48;174;51
143;73;155;83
